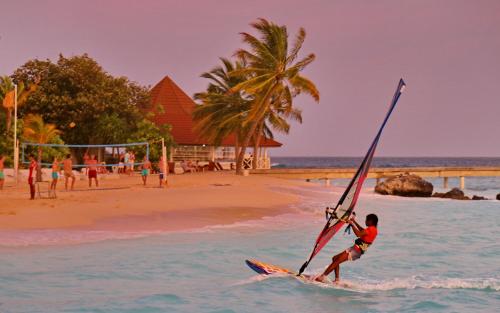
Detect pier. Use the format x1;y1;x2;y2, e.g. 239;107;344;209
250;167;500;189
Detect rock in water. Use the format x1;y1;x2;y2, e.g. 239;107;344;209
472;195;488;200
432;188;470;200
374;173;433;197
497;193;500;201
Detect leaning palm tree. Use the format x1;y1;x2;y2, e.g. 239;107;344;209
193;58;251;162
231;18;320;173
22;114;61;181
0;76;39;133
250;88;304;169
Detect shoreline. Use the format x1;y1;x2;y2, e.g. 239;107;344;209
0;172;305;235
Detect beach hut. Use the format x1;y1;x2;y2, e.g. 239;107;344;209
146;76;282;169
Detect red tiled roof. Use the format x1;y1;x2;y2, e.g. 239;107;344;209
148;76;282;148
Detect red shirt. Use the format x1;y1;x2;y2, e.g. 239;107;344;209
360;226;378;244
29;160;37;179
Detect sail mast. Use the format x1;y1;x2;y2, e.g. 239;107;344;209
298;79;406;275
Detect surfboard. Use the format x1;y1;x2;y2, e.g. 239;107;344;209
245;259;358;289
245;259;316;282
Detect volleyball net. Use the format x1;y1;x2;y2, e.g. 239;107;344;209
20;142;150;168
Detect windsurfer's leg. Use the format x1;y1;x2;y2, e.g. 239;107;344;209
332;251;348;281
316;251;348;282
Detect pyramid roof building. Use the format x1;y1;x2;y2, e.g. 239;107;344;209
148;76;282;147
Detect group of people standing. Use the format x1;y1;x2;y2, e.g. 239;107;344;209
23;153;98;199
21;151;167;200
140;155;168;188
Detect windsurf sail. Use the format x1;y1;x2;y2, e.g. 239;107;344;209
298;79;406;275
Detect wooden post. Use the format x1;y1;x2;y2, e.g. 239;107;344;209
13;85;18;184
169;146;174;162
443;177;449;189
459;176;465;190
161;138;168;186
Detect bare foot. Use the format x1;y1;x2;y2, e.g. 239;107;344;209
315;275;327;283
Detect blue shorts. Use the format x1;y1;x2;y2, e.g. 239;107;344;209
159;173;164;180
52;172;59;179
0;171;4;180
141;169;149;176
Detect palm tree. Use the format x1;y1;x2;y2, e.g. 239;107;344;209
231;18;320;173
22;114;61;181
193;58;251;163
250;88;304;169
0;76;39;133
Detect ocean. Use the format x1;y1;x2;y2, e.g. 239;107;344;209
271;156;500;169
1;157;499;313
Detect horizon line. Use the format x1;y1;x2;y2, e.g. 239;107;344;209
271;155;500;158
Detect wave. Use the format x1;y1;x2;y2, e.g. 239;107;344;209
0;229;165;247
237;274;500;292
339;276;500;292
0;212;314;247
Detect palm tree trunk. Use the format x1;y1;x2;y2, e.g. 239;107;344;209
36;147;43;182
236;119;260;174
236;84;279;174
252;122;264;169
234;133;240;173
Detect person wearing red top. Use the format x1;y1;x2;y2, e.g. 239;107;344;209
316;213;378;283
28;154;38;200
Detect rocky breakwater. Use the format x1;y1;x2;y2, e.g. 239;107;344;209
374;173;433;197
432;188;488;200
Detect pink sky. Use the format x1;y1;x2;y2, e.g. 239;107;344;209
1;0;499;156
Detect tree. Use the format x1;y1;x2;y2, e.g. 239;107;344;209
0;76;39;133
193;58;251;164
12;54;150;157
127;118;173;163
22;114;63;181
231;19;319;173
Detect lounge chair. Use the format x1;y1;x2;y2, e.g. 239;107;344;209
207;161;216;171
181;162;196;173
168;162;175;174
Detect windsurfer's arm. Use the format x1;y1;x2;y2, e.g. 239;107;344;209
349;219;366;237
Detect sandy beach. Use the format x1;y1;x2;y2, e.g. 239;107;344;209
0;172;303;231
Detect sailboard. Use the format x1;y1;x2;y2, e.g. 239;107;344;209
245;259;319;283
297;78;406;274
245;259;358;289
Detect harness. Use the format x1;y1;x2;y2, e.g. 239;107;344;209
354;238;372;254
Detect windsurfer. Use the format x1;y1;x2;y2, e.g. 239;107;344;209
315;213;378;283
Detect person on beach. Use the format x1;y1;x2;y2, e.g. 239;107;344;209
28;154;37;199
315;213;378;283
124;150;130;174
83;151;90;175
50;157;61;193
0;154;5;190
141;156;151;186
130;152;135;174
158;156;166;188
87;154;99;187
63;154;75;191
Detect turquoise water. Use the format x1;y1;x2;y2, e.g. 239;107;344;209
1;184;499;313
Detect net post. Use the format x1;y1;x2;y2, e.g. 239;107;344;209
14;139;19;185
13;84;18;184
161;138;168;185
